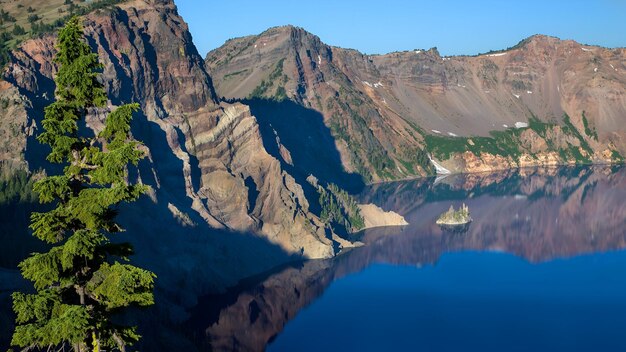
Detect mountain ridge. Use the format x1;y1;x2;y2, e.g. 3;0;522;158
206;24;626;181
209;26;620;58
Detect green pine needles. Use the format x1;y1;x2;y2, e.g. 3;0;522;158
11;17;154;352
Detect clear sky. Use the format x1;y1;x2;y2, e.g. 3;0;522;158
176;0;626;57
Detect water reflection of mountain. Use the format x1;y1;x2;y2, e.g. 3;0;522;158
190;166;626;352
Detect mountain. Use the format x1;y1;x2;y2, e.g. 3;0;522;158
206;26;626;181
0;1;359;346
1;1;625;348
1;1;351;261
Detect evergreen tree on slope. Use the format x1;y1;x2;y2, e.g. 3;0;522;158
11;16;154;352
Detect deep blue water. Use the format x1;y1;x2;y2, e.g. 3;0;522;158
268;250;626;351
259;166;626;352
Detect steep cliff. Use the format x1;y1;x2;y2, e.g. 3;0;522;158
0;1;344;262
207;27;626;181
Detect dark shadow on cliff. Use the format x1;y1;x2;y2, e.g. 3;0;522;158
241;98;365;194
116;194;303;352
119;104;306;350
0;110;305;351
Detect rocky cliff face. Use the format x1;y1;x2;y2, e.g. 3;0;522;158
0;1;343;263
206;27;626;180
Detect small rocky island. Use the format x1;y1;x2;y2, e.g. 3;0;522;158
436;203;472;226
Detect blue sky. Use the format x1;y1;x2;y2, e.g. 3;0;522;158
177;0;626;57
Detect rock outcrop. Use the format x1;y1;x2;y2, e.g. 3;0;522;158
1;0;341;262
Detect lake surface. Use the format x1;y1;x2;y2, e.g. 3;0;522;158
190;166;626;351
3;166;626;351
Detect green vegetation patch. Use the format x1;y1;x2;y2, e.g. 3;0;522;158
1;0;125;69
423;126;524;161
611;150;624;162
249;58;287;99
421;113;596;166
0;169;37;204
222;68;249;80
318;183;365;232
581;111;598;141
327;90;398;181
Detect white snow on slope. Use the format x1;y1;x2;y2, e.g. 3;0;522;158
448;132;458;137
428;155;451;174
373;81;384;88
431;129;441;134
487;52;507;57
515;121;529;128
581;47;592;52
318;55;321;65
513;94;520;99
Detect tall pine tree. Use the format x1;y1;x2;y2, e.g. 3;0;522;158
11;16;154;352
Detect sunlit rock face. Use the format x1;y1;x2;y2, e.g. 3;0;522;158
208;27;626;180
1;0;341;260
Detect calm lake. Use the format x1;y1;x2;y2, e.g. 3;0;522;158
2;166;626;351
191;166;626;351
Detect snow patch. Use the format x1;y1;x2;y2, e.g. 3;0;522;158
515;121;529;129
581;47;592;52
610;64;615;69
415;50;421;54
442;57;450;61
526;90;532;94
254;44;257;48
362;81;373;87
373;81;384;88
486;52;507;57
431;129;441;134
448;132;458;137
503;124;508;128
594;67;598;72
513;94;520;99
318;55;321;65
428;155;451;174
